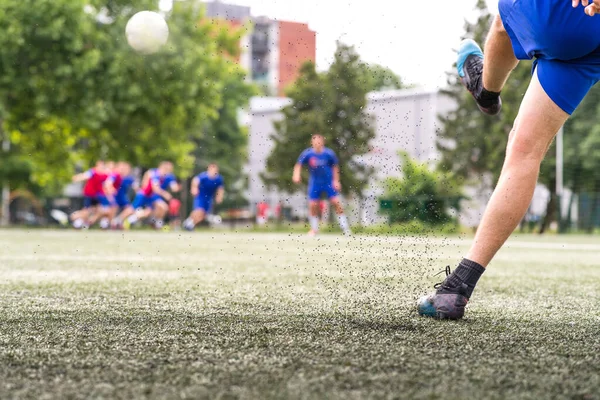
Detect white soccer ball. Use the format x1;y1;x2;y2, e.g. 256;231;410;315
125;11;169;54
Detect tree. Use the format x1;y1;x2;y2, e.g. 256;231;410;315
357;62;405;92
0;0;253;222
561;85;600;232
438;0;532;185
263;42;376;200
379;152;464;225
192;64;258;209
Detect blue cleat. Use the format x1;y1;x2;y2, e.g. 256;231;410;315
417;266;469;320
457;39;502;116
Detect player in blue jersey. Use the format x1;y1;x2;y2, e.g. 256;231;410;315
418;0;600;319
107;162;137;229
119;161;179;229
183;163;224;231
293;134;351;236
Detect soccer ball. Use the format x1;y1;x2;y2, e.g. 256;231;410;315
125;11;169;54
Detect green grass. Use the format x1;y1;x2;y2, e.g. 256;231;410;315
0;230;599;400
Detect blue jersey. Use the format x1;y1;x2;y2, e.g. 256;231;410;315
117;175;135;198
160;174;176;190
197;172;224;198
297;147;338;184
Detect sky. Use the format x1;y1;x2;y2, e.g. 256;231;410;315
163;0;499;89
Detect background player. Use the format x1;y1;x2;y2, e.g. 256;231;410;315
183;163;224;231
121;161;177;229
107;162;136;229
292;134;351;236
69;160;109;229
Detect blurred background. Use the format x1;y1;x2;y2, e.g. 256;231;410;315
1;0;598;234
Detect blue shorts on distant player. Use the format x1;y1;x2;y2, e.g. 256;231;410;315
132;193;166;210
308;181;338;201
113;194;130;208
499;0;600;114
193;196;212;212
83;195;110;209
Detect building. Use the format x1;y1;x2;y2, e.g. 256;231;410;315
244;88;491;226
203;1;316;96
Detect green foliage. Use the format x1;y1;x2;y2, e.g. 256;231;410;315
0;0;254;194
379;152;464;225
357;62;404;92
263;42;376;198
193;65;258;207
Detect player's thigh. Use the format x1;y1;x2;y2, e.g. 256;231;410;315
191;208;206;221
153;199;168;212
507;67;569;161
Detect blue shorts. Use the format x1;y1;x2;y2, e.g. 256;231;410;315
132;193;165;209
308;181;338;201
83;195;110;209
193;196;212;212
113;194;130;208
499;0;600;114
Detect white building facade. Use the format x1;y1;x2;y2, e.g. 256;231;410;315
245;88;494;227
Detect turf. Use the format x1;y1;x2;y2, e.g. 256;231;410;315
0;229;599;399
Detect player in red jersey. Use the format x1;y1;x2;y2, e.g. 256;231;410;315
69;160;110;229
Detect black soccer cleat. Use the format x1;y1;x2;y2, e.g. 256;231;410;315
457;39;502;116
417;266;469;320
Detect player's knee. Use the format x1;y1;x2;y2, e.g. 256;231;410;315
506;126;547;163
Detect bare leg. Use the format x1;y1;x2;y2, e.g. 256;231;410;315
483;15;519;92
117;205;134;222
87;207;109;227
466;70;568;267
308;201;320;233
330;198;344;215
330;197;351;235
190;209;206;225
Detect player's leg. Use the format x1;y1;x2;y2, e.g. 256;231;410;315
150;198;168;229
306;182;321;235
467;71;567;265
106;197;119;228
307;200;320;235
111;196;129;229
458;15;519;115
123;193;147;228
183;196;208;230
87;195;111;228
482;15;519;92
70;198;92;229
419;69;570;320
328;186;351;235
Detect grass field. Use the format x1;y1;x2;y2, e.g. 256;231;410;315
1;229;599;399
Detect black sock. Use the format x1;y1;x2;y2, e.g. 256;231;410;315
476;87;501;108
443;258;486;298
